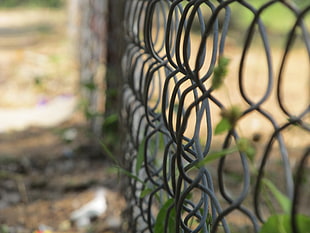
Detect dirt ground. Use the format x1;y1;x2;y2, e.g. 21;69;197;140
0;117;126;233
0;7;125;233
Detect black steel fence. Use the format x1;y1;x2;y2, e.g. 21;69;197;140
122;0;309;232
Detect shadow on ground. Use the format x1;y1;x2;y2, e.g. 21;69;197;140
0;115;125;233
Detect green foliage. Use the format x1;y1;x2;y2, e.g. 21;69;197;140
193;147;238;169
221;105;242;126
136;137;146;175
135;134;165;174
140;188;153;198
262;178;291;214
82;80;97;91
214;106;242;135
259;214;310;233
206;212;213;232
101;113;119;152
212;106;307;233
103;114;118;129
100;140;119;165
0;0;63;8
230;0;310;37
214;118;231;135
0;225;9;233
237;138;256;162
189;138;255;171
154;199;176;233
212;56;230;90
109;166;145;184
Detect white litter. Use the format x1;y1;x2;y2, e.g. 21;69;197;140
70;188;108;228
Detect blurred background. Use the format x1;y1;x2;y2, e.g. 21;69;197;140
0;1;124;233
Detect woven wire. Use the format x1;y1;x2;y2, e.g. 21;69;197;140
122;1;310;232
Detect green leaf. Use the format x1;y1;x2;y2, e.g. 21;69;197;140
112;166;145;184
237;138;256;162
136;137;146;175
214;118;232;135
294;214;310;233
206;212;212;232
103;114;118;127
154;199;176;233
212;56;230;90
100;141;119;165
140;188;152;198
219;56;230;67
263;179;291;214
260;214;290;233
82;81;97;90
259;214;310;233
221;106;242;126
158;133;166;150
139;187;161;203
215;106;243;135
84;109;101;120
192;147;237;169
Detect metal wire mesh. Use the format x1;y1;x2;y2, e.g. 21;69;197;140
122;1;310;232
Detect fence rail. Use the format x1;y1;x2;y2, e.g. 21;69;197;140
122;1;310;232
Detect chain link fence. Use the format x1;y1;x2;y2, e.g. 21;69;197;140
122;0;310;232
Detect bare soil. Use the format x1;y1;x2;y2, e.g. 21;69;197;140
0;117;125;233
